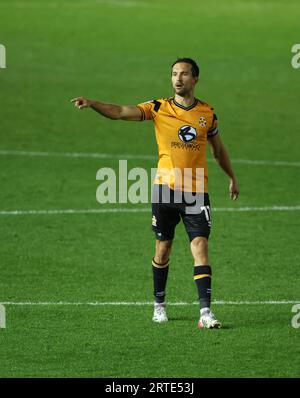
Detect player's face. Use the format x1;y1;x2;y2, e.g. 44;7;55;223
171;63;198;96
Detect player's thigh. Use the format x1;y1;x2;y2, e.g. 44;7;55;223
151;202;181;241
180;204;212;242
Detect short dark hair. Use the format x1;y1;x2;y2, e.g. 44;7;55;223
171;58;200;77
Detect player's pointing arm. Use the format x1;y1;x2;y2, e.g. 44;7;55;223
70;97;143;121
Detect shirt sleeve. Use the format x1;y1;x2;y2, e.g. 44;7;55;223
207;113;219;138
136;100;155;121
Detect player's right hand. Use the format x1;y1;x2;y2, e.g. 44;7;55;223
70;97;92;110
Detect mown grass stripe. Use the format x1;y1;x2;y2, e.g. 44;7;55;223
0;149;299;167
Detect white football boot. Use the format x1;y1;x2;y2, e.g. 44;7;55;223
198;310;222;329
152;302;168;323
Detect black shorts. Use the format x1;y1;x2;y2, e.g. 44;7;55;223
151;184;211;242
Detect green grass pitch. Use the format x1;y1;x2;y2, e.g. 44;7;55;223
0;0;300;378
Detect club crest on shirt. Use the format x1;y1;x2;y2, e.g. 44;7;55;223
199;116;206;128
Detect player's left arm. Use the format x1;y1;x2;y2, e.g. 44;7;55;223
207;133;240;200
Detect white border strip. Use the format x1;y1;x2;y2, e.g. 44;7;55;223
0;149;299;167
1;206;300;216
0;300;298;306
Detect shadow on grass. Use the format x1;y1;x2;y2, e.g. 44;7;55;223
168;316;233;329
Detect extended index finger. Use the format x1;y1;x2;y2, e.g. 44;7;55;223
70;97;81;102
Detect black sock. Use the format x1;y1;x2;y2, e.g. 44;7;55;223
194;265;212;309
152;258;169;304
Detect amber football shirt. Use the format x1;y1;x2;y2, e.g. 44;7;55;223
137;97;218;193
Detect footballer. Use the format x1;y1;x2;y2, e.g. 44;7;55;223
71;58;239;329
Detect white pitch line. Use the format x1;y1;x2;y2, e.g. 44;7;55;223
0;149;156;161
0;208;150;216
0;0;151;9
212;206;300;212
1;205;300;216
230;158;300;167
0;300;298;306
0;149;299;167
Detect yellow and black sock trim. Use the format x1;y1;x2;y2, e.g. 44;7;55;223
152;257;170;268
194;265;212;280
194;265;212;309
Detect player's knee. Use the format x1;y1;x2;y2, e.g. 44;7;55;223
191;236;207;249
190;237;209;263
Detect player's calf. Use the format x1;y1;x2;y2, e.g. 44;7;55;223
193;264;222;329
